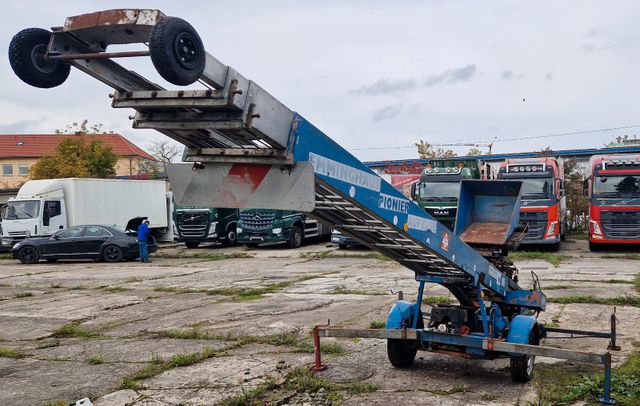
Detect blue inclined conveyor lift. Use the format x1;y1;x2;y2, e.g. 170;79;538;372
8;10;617;403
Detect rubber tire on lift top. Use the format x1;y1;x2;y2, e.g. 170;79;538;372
185;241;200;249
149;17;205;86
287;225;303;249
510;329;540;382
9;28;70;88
387;314;424;368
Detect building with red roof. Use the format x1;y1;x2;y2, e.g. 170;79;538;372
0;133;156;189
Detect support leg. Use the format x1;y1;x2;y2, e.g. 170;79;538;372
413;281;425;329
598;352;616;404
312;324;328;371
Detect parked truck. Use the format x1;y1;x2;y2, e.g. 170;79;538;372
237;209;330;248
585;154;640;251
174;206;238;248
411;159;481;230
1;178;169;247
496;158;567;250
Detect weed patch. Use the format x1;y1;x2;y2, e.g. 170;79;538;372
423;295;455;305
509;251;569;266
36;341;59;350
155;251;253;260
548;295;640;308
0;347;24;358
104;286;130;293
330;286;384;295
601;254;640;260
15;291;33;298
369;320;385;329
86;355;104;365
51;322;98;338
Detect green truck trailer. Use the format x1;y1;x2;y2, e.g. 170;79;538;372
173;206;239;248
411;159;482;230
237;209;330;248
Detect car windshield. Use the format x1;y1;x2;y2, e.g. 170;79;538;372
418;182;461;201
519;178;554;198
2;200;40;220
593;175;640;197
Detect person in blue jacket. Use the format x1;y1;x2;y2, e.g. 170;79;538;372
137;219;152;263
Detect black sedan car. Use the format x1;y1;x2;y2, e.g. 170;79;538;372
12;225;157;264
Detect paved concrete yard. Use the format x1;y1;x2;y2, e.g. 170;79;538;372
0;239;638;405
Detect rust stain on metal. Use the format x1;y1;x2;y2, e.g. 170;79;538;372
459;222;510;245
64;9;164;31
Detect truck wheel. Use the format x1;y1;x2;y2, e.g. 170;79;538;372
222;227;237;247
588;242;599;252
287;225;303;249
510;330;539;382
149;17;205;86
185;241;200;249
549;242;560;252
17;246;40;264
103;245;123;263
9;28;70;88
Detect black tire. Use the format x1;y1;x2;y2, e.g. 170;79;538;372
588;241;599;252
287;225;303;249
338;244;347;249
17;246;39;264
244;242;260;248
9;28;70;88
45;259;58;263
103;245;123;263
149;17;205;86
510;329;539;382
387;314;423;368
222;226;237;247
549;242;560;252
185;241;200;249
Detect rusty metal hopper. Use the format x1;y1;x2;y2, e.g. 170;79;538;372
454;180;523;246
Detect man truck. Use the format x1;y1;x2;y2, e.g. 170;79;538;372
174;206;238;248
496;158;567;250
411;159;481;230
237;209;330;248
585;154;640;251
1;178;170;247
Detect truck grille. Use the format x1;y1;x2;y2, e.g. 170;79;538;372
601;210;640;240
178;224;207;238
519;211;547;241
176;211;209;238
240;211;275;229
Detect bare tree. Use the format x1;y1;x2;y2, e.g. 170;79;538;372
146;140;182;176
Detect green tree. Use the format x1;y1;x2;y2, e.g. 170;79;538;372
466;147;482;156
563;159;589;233
415;139;457;159
30;121;118;179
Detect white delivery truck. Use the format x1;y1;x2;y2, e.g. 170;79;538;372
1;178;170;246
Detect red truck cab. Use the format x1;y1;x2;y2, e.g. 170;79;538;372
586;155;640;251
497;158;567;250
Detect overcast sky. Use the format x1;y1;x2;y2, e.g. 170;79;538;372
2;1;639;162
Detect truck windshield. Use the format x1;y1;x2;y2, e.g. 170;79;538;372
2;200;40;220
519;178;554;198
593;175;640;197
418;182;461;201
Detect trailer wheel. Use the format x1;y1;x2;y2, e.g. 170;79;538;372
387;314;424;368
287;225;303;248
17;246;40;264
185;241;200;249
510;330;539;382
9;28;70;88
149;17;205;86
222;226;237;247
103;245;123;263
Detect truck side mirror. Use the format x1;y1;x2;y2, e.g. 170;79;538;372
410;182;417;200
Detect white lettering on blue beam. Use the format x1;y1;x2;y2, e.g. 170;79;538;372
407;214;437;233
378;193;409;213
309;153;381;192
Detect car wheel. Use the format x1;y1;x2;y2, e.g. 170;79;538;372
185;241;200;249
17;246;40;264
9;28;70;88
45;259;58;263
222;227;237;247
287;225;303;249
149;17;205;85
244;243;260;248
103;245;123;263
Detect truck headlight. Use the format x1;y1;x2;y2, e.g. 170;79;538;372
236;227;243;234
590;220;602;235
546;221;558;237
173;223;178;234
208;222;218;236
272;228;282;235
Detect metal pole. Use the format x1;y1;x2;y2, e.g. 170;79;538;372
598;352;615;404
312;325;327;371
413;281;425;329
47;50;150;61
608;308;620;351
477;285;489;337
